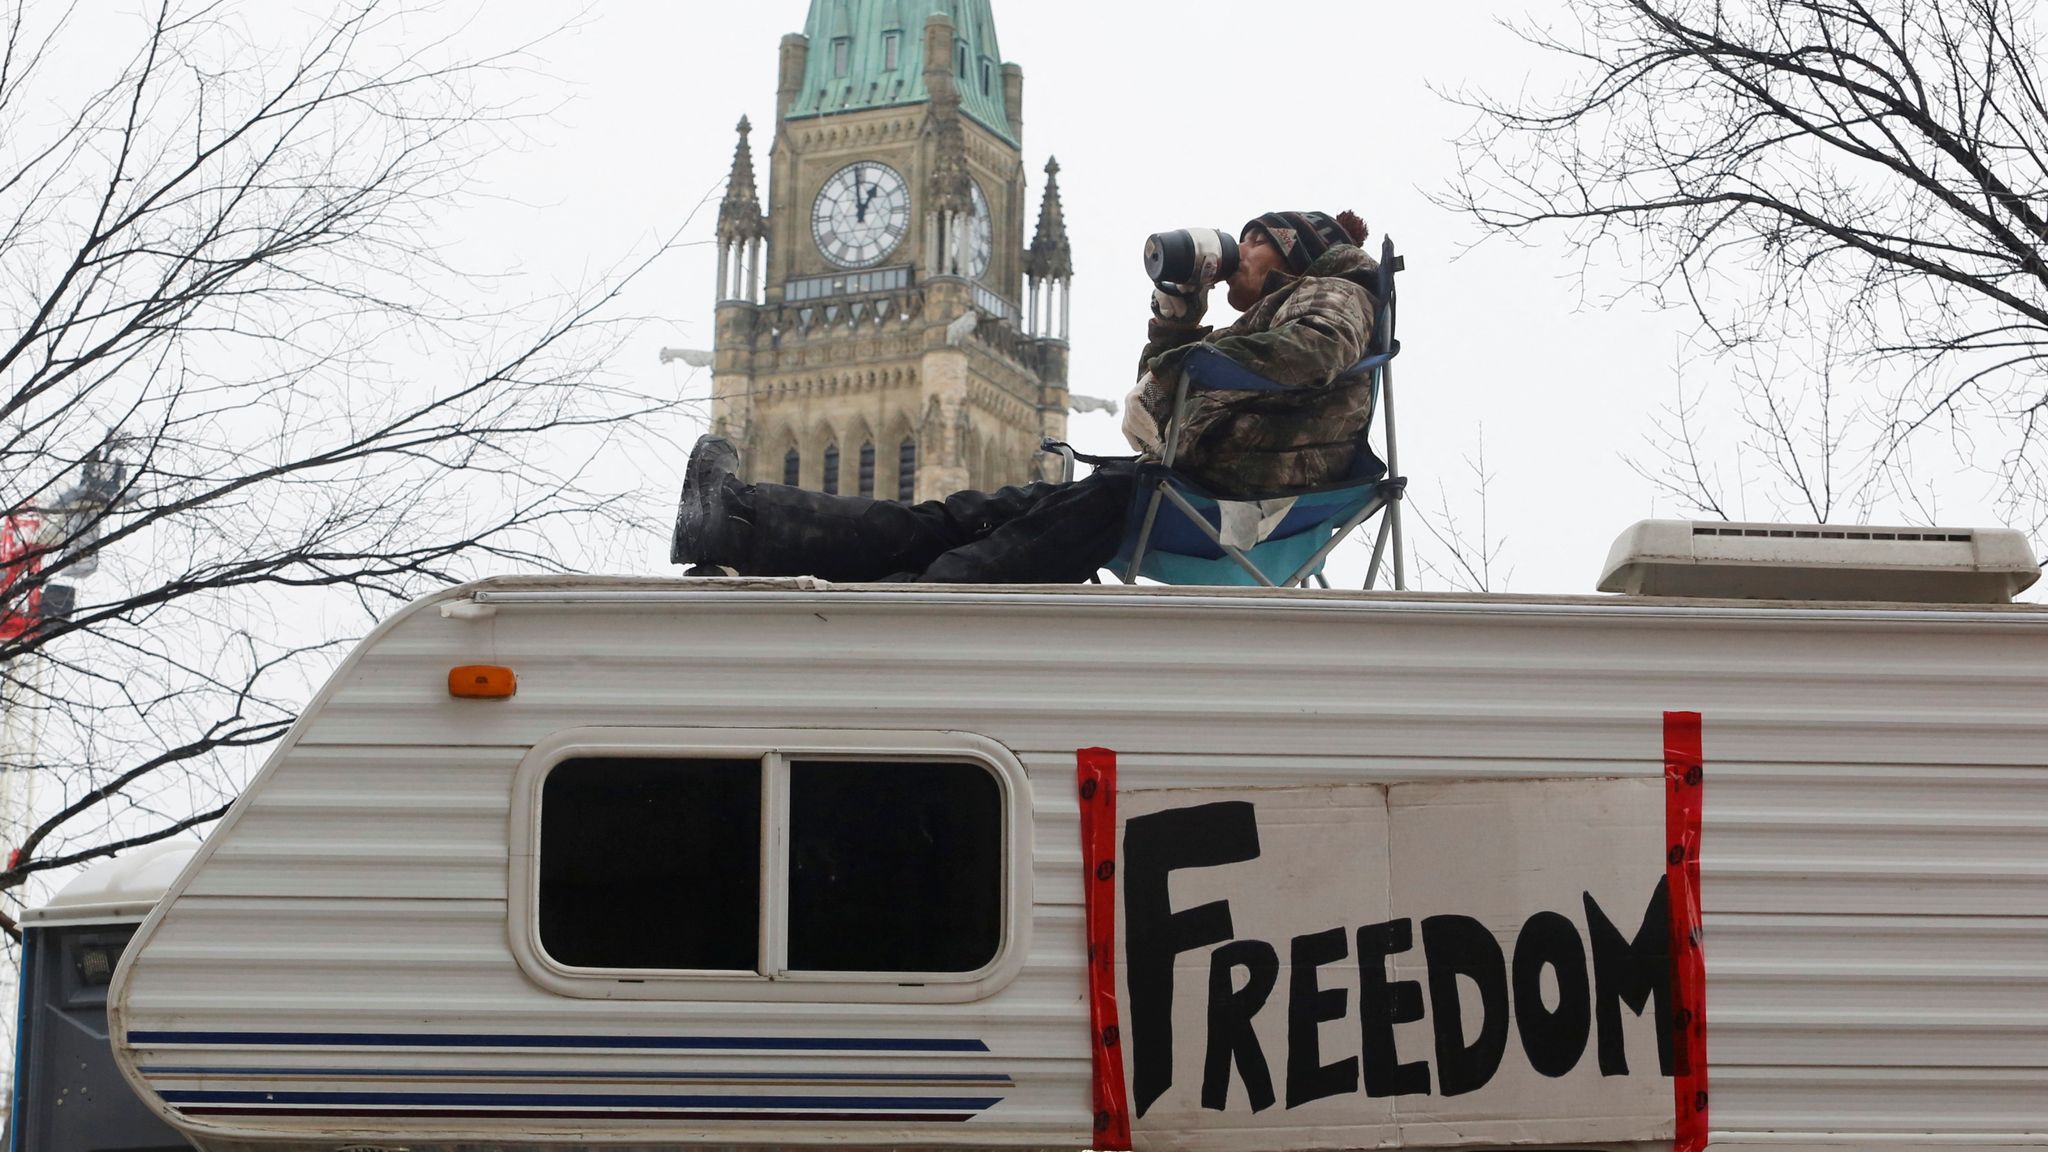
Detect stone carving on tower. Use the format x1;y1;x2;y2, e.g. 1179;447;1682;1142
705;0;1073;500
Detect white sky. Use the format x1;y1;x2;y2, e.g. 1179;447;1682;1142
37;0;2026;595
429;0;1720;593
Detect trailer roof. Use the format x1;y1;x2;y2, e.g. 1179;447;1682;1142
442;574;2048;619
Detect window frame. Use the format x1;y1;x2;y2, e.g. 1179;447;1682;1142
509;727;1032;1003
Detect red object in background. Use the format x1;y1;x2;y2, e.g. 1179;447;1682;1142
1076;746;1132;1152
1665;711;1709;1152
0;514;41;641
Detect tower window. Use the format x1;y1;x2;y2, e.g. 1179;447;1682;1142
882;31;900;71
832;37;851;77
981;58;993;96
858;442;876;498
898;439;917;501
823;443;841;496
783;447;801;487
956;40;967;78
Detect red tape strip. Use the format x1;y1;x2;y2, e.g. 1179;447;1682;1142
1076;747;1132;1151
1664;711;1709;1152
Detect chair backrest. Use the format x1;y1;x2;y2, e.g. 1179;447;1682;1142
1336;236;1402;380
1329;237;1402;480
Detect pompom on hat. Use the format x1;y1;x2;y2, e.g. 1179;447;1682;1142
1242;210;1368;274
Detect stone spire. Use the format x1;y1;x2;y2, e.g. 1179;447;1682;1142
715;117;766;303
718;116;766;244
1027;156;1072;281
1025;156;1072;342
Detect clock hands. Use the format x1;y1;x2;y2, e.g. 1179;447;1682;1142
853;167;882;224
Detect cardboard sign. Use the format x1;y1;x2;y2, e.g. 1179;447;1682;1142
1115;778;1672;1151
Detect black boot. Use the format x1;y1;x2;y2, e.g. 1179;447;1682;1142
670;435;748;567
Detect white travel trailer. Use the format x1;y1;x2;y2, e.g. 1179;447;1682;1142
104;522;2048;1152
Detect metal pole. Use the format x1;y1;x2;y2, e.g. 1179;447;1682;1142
1365;517;1391;590
1382;361;1406;591
1125;486;1164;584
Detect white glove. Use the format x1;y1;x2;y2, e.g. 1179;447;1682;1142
1150;253;1221;326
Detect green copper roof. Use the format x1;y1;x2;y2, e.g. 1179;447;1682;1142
786;0;1013;143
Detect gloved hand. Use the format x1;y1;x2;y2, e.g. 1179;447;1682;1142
1150;253;1222;327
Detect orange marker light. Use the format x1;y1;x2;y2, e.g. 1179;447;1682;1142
449;665;517;699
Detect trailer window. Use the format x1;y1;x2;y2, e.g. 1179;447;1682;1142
787;760;1001;972
521;733;1023;995
538;757;761;971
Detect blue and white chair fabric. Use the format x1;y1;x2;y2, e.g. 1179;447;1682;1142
1046;236;1408;589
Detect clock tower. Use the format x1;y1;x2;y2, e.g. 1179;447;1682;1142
708;0;1074;501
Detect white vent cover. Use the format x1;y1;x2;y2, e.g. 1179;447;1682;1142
1598;520;2040;603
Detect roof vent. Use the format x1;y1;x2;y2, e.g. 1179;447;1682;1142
1598;519;2040;603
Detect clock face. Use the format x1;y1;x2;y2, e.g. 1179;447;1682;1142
812;161;910;269
963;179;993;281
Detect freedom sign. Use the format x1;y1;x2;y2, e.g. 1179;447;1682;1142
1091;773;1696;1152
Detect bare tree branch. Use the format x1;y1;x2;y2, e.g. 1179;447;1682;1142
1444;0;2048;533
1412;427;1514;593
0;0;693;906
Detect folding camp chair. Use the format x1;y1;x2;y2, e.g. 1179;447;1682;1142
1044;236;1408;589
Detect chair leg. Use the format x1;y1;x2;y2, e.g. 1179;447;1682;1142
1282;494;1390;587
1158;485;1277;588
1125;484;1167;584
1389;497;1407;591
1365;516;1393;590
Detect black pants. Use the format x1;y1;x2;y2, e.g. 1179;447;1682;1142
734;464;1136;583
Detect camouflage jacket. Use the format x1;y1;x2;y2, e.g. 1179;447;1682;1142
1131;243;1379;497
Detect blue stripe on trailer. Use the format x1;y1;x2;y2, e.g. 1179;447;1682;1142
128;1031;990;1052
159;1090;1002;1110
140;1065;1014;1082
177;1105;980;1123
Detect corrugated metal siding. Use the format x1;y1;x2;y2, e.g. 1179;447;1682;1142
115;584;2048;1148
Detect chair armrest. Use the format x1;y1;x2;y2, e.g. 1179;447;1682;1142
1180;345;1307;394
1185;343;1397;394
1038;437;1077;484
1333;342;1401;383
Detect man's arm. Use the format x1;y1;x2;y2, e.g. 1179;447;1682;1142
1123;274;1221;453
1203;277;1373;389
1124;317;1209;453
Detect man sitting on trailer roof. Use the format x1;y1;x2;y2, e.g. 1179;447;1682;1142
670;210;1380;583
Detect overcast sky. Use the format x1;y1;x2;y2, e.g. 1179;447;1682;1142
328;0;2016;590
